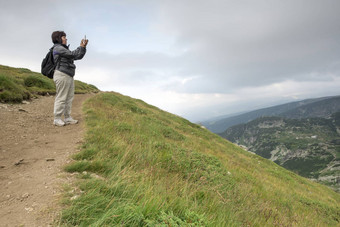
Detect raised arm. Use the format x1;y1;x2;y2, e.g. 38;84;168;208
54;45;86;60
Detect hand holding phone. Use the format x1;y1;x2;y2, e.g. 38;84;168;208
81;35;89;47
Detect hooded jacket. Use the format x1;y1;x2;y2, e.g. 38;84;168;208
52;44;86;77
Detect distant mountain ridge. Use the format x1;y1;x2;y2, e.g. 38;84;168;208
202;95;340;133
280;96;340;119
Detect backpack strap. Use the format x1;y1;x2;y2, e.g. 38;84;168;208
51;46;61;71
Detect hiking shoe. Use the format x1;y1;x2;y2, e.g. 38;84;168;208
65;117;78;125
54;118;65;126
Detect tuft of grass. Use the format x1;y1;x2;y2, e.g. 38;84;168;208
24;74;56;95
61;92;340;226
0;64;99;103
75;80;99;94
0;74;30;102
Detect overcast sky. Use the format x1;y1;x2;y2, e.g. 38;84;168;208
1;0;339;121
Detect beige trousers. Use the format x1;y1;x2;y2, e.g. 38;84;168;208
53;70;74;119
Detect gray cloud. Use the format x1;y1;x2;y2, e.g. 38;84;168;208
156;0;340;92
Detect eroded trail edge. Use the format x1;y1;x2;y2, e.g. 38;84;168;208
0;94;93;227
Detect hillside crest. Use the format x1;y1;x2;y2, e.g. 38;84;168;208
203;95;340;133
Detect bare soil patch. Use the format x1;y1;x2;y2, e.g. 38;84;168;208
0;94;93;227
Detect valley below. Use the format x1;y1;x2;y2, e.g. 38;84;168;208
220;113;340;191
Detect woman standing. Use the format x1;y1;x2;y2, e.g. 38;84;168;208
51;31;88;126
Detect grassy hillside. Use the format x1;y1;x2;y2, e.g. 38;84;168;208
0;64;99;103
60;92;339;226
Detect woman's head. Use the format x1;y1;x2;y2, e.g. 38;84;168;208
51;31;66;44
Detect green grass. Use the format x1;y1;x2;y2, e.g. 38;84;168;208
282;156;334;178
0;64;99;103
60;92;340;226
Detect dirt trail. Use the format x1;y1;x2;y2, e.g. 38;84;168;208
0;94;94;227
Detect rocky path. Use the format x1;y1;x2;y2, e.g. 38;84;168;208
0;94;93;227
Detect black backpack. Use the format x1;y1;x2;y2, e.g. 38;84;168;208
41;47;57;79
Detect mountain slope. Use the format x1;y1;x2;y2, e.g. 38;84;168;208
60;92;339;226
220;113;340;191
280;96;340;119
202;96;340;133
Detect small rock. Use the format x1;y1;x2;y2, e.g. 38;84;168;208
14;159;24;166
25;207;33;212
18;108;27;112
90;173;105;180
22;101;30;104
22;193;30;199
70;195;79;200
